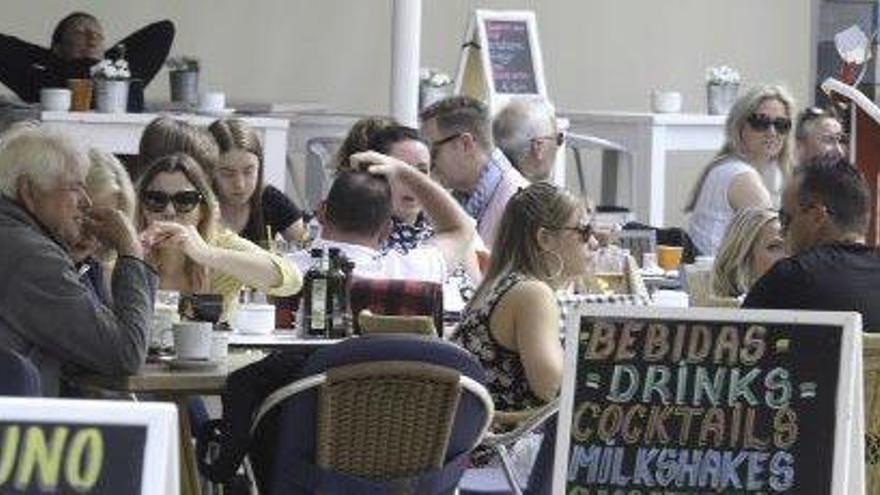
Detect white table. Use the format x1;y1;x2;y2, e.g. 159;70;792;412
563;111;726;226
40;111;290;191
229;331;341;350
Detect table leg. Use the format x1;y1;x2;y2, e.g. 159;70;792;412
170;396;202;495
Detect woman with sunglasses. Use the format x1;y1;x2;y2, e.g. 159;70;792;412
136;153;301;321
686;84;795;256
208;119;307;247
452;182;595;417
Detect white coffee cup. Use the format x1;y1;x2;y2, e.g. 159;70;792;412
40;88;72;112
198;91;226;113
232;303;275;335
172;321;213;360
651;90;682;114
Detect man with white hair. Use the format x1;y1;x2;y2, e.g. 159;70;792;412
0;127;156;395
493;97;562;183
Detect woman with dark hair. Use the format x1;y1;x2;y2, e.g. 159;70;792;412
208;118;306;246
136;153;301;320
0;12;175;102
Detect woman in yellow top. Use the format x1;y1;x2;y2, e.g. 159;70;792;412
137;152;301;320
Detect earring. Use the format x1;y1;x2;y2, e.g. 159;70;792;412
545;250;565;281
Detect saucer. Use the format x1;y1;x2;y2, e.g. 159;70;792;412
195;107;235;117
166;357;219;371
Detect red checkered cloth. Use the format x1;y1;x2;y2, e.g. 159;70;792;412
348;277;444;335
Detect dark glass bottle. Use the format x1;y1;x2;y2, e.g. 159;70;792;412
302;248;330;337
327;248;353;338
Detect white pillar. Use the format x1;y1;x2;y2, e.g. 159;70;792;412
390;0;421;127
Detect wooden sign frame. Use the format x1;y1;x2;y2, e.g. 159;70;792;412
0;398;179;495
454;9;548;114
552;305;863;494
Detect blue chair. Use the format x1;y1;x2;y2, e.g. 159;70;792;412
245;335;494;494
0;348;41;396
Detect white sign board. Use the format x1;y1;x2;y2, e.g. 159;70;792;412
553;305;863;494
0;398;179;494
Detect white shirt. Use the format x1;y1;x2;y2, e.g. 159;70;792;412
687;158;756;256
290;238;447;284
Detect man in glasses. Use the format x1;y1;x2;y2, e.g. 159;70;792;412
493;97;562;183
744;155;880;330
0;127;155;395
420;96;529;247
794;107;847;163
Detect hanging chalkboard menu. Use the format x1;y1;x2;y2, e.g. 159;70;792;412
553;306;863;495
484;19;538;94
0;398;179;494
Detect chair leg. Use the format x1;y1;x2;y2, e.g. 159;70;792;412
495;444;523;495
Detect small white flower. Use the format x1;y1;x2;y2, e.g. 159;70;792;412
91;57;131;80
420;68;452;88
706;65;741;85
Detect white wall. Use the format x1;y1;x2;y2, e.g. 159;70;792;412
1;0;813;226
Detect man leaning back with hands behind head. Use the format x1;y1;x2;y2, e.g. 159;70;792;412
0;126;156;396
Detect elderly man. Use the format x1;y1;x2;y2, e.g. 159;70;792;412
743;155;880;330
420;96;529;247
0;127;156;395
794;107;846;163
493;97;561;183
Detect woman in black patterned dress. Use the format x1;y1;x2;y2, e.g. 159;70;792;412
452;182;595;411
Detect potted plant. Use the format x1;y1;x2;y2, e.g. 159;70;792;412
90;50;131;113
166;56;200;106
705;65;741;115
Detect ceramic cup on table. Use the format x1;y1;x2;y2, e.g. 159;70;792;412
198;91;226;114
232;303;276;335
172;321;213;360
651;90;682;114
40;88;72;112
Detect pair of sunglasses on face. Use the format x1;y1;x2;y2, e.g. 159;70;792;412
141;190;203;213
747;113;792;133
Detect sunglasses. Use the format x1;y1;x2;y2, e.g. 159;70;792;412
531;132;565;147
141;190;204;214
550;223;594;243
747;114;792;133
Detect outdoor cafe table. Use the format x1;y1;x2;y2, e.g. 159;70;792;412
74;340;339;495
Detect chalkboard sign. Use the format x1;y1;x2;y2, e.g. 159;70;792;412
0;399;178;495
455;10;547;113
484;19;537;94
553;306;863;494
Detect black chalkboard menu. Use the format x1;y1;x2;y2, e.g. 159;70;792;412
484;19;538;94
0;421;146;493
555;309;862;494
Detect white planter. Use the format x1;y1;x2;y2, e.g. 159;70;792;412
93;79;129;113
706;83;739;115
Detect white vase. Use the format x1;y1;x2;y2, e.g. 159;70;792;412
706;83;739;115
93;79;129;113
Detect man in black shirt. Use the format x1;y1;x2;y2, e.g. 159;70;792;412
743;156;880;331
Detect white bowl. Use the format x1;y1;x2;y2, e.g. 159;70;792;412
650;90;682;114
232;303;275;334
40;88;72;112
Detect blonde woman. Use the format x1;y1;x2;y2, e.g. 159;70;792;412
208;119;307;246
136;153;301;320
712;207;784;299
686;84;795;255
453;182;595;411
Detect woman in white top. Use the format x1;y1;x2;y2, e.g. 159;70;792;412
686;85;795;255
